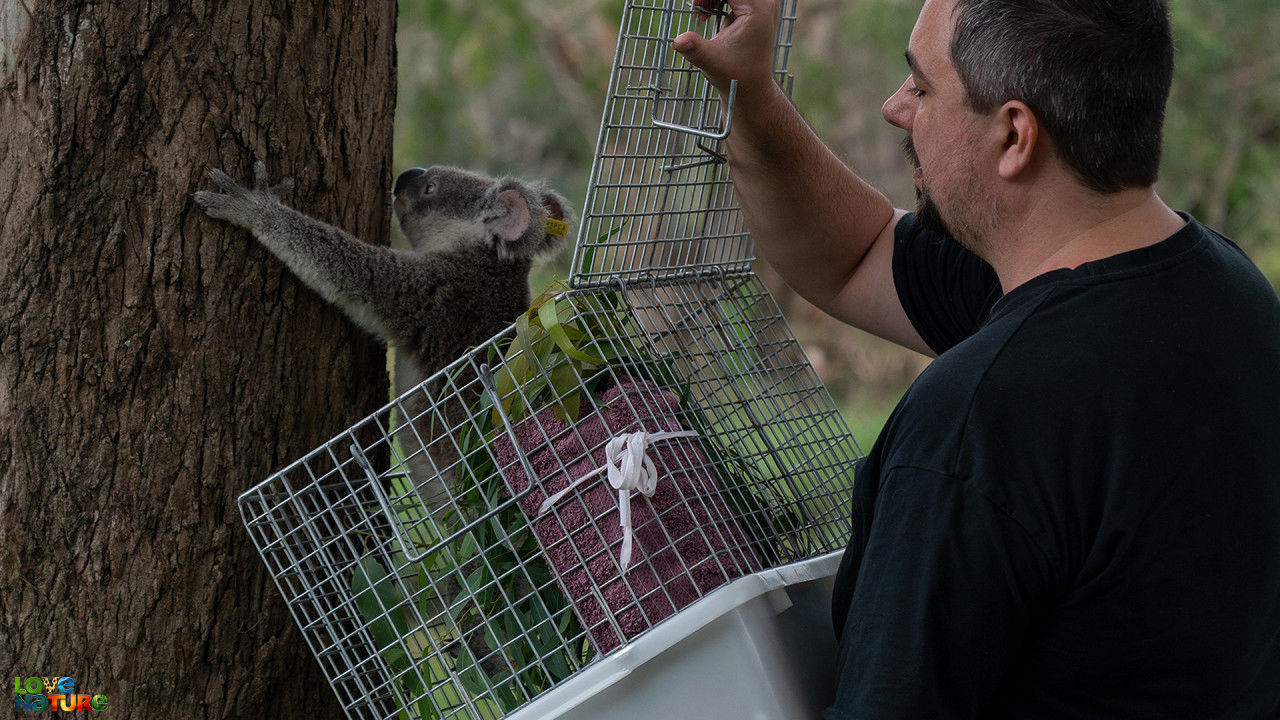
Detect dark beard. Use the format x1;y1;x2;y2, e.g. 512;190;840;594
902;135;954;238
915;188;951;237
902;133;920;168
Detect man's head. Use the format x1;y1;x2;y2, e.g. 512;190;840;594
950;0;1174;194
883;0;1175;252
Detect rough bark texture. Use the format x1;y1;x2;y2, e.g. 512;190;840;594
0;1;396;717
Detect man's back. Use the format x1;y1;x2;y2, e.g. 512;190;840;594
827;216;1280;718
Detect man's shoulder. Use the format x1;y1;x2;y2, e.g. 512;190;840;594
876;333;1015;476
881;217;1280;471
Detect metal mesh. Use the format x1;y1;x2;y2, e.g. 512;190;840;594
569;0;797;287
241;274;860;719
240;1;864;718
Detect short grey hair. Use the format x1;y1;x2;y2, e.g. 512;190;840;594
949;0;1174;193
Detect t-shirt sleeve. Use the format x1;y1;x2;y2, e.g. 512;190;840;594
823;466;1052;720
892;213;1001;354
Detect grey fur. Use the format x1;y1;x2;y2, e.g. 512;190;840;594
194;160;573;481
195;161;571;663
194;161;571;380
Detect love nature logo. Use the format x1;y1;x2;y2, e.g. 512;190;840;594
13;677;109;712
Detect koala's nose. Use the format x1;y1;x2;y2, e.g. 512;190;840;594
394;167;428;197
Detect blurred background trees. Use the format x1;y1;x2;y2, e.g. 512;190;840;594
394;0;1280;443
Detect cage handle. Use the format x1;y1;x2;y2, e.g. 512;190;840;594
648;80;737;141
349;442;433;563
648;1;737;141
477;364;546;494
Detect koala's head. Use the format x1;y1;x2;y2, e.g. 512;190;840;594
393;166;573;261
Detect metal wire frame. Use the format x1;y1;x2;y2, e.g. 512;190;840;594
237;2;854;717
239;272;861;720
569;0;798;287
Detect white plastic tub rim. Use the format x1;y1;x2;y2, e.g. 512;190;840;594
506;550;843;720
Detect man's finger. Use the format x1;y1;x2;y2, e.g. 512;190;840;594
672;30;734;93
672;30;719;76
672;30;701;56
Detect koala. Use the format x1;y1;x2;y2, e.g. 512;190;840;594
194;161;573;510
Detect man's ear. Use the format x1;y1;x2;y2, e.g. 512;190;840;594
483;186;532;243
998;100;1039;181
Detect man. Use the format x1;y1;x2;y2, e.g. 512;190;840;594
674;0;1280;717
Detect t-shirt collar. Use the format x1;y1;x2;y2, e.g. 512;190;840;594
987;212;1203;319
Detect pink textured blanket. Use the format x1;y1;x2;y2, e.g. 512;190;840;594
492;377;761;654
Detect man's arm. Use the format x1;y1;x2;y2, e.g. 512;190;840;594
674;0;932;356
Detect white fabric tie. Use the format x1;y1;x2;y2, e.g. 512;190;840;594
538;430;700;571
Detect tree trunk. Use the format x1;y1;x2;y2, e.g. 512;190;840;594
0;2;396;717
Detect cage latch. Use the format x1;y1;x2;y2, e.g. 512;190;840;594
647;0;738;141
349;442;433;563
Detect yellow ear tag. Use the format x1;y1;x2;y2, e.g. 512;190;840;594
543;218;569;237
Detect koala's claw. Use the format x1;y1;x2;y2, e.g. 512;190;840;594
253;160;269;187
195;162;288;230
194;167;249;223
253;160;294;198
204;167;247;196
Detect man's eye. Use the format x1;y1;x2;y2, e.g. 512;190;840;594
907;86;926;98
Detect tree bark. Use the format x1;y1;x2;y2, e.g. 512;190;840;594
0;1;396;717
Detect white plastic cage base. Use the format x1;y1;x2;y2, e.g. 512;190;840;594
509;551;841;720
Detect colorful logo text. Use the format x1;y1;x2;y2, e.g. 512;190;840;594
13;677;109;712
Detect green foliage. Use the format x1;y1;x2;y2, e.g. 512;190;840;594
1162;0;1280;285
395;0;618;218
349;459;587;718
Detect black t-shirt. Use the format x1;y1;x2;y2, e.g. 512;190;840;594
825;213;1280;719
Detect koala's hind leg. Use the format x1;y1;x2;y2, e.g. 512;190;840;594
391;374;523;676
390;373;489;534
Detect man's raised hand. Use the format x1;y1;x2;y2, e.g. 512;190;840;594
671;0;781;98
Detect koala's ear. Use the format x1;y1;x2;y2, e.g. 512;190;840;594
542;190;571;223
483;188;532;243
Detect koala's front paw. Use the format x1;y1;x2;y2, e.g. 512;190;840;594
193;161;294;232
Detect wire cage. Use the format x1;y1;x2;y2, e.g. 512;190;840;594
239;1;862;718
570;0;796;285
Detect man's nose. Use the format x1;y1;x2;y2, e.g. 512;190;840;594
882;80;914;130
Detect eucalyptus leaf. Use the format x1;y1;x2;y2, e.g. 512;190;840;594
514;311;536;367
549;362;584;423
352;559;411;655
538;297;604;365
453;641;490;698
417;695;441;720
